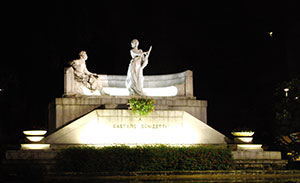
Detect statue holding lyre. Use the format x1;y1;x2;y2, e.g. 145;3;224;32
126;39;152;96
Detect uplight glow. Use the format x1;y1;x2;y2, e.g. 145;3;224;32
26;136;44;142
234;137;253;143
237;144;262;151
23;130;47;136
21;144;50;150
231;132;254;137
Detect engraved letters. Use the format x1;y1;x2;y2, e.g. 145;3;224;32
113;123;168;129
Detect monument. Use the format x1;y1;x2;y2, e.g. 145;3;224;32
5;39;287;170
45;39;227;146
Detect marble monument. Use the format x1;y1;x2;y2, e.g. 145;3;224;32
46;39;226;146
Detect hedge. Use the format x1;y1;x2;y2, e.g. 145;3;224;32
54;145;233;172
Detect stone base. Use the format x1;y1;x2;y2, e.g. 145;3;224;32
45;109;226;145
48;96;207;133
6;150;58;160
234;160;288;170
232;151;282;160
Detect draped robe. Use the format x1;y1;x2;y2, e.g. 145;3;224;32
126;49;148;96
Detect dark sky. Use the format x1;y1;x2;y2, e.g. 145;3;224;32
1;0;299;142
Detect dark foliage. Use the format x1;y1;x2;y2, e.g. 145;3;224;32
54;145;233;172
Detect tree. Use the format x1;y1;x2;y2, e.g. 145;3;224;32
273;78;300;161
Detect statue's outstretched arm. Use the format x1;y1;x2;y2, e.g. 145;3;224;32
143;46;152;57
141;46;152;69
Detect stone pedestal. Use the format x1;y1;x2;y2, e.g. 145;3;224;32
48;96;207;133
45;110;225;145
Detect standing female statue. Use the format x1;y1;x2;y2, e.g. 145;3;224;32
126;39;152;96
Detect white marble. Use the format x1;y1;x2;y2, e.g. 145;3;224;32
64;67;194;97
125;39;152;96
69;51;107;95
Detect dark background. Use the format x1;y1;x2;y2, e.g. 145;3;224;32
0;0;299;144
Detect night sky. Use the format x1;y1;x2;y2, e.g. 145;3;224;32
1;1;299;144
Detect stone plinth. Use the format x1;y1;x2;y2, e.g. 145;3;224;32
234;160;288;170
48;96;207;133
232;151;282;160
45;110;225;145
232;150;287;169
6;150;58;160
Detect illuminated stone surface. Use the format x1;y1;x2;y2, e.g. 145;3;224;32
232;151;282;160
237;144;263;151
48;96;207;133
21;144;50;150
45;110;226;145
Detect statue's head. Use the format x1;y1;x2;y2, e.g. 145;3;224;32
79;51;87;60
131;39;139;48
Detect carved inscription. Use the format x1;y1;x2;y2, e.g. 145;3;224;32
113;123;168;129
